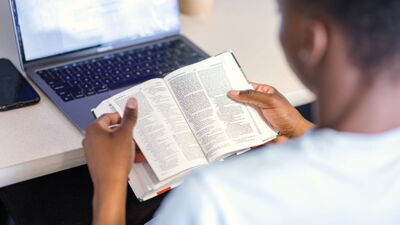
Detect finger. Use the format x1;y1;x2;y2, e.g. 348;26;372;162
134;144;147;163
97;113;122;128
250;82;275;93
119;98;138;134
135;152;147;163
266;136;289;145
81;138;86;148
228;90;275;109
275;136;289;143
250;82;261;89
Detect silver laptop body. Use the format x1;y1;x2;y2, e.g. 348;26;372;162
9;0;208;131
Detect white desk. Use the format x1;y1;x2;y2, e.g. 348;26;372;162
0;0;314;187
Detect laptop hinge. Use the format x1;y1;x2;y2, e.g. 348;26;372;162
23;33;182;72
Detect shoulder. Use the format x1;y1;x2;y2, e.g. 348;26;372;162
189;133;335;206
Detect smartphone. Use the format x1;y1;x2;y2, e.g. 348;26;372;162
0;58;40;111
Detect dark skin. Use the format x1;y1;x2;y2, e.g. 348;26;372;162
83;98;138;225
83;0;400;224
277;0;400;132
228;82;314;138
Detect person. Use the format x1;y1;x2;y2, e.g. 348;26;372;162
83;0;400;224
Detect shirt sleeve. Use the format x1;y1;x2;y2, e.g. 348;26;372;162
146;171;223;225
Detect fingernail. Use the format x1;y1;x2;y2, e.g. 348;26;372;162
126;98;136;109
228;90;239;96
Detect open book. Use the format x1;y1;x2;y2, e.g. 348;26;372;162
92;52;277;201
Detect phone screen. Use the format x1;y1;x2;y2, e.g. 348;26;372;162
0;59;40;110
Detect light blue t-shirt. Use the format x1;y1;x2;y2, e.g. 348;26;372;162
147;128;400;225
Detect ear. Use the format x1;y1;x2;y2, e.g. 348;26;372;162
300;20;328;69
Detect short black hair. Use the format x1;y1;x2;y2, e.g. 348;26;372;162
294;0;400;70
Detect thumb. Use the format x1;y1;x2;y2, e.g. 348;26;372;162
119;98;138;134
228;90;276;109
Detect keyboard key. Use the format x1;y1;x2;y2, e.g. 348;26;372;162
80;77;91;83
55;89;68;96
68;79;81;87
70;89;85;99
37;39;206;102
61;94;74;102
53;83;68;90
93;81;103;87
85;90;96;96
81;83;93;90
94;85;109;93
114;76;123;82
102;78;113;85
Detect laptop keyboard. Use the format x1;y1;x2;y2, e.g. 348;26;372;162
36;39;206;102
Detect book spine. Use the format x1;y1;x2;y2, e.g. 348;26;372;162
138;183;182;202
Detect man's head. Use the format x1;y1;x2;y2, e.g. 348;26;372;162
279;0;400;90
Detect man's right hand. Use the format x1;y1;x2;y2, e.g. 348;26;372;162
228;82;315;138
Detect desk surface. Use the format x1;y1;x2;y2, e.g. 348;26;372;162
0;0;314;187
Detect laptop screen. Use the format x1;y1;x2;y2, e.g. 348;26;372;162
12;0;180;62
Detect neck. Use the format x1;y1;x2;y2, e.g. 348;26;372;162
316;69;400;134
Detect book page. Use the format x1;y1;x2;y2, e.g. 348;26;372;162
108;79;207;181
129;161;185;194
92;99;118;117
165;52;276;161
129;162;185;201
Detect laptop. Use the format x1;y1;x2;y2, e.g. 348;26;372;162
9;0;208;131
